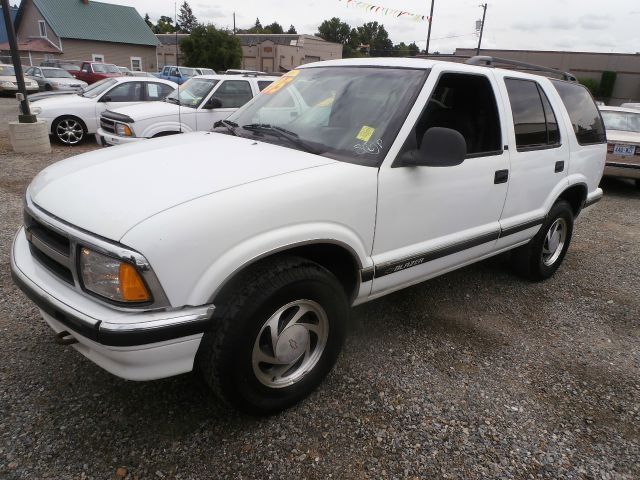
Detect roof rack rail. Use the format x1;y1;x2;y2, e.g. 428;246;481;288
465;55;577;82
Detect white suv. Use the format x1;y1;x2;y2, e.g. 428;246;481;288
95;74;278;146
11;57;605;414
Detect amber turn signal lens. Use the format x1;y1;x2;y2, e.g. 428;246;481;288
119;263;150;302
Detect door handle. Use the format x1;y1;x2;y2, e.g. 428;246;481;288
555;161;565;173
494;169;509;184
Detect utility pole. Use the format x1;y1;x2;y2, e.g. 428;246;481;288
425;0;435;55
1;0;35;122
233;12;236;35
476;3;487;55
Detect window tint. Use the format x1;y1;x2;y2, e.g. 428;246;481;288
213;80;253;108
538;85;560;144
146;82;174;100
105;82;142;102
258;80;273;91
413;72;501;156
505;79;549;149
551;80;606;145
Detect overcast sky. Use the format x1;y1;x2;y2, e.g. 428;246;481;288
108;0;639;54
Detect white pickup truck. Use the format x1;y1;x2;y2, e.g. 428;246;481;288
95;74;278;146
11;57;605;414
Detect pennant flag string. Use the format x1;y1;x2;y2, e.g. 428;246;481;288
340;0;431;22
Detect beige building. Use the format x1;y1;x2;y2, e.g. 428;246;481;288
455;48;640;105
157;33;342;73
237;34;342;73
1;0;159;71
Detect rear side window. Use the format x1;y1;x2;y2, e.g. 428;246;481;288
551;80;606;145
258;80;273;91
213;80;253;108
505;78;560;150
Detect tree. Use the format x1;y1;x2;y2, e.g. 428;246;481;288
154;16;178;34
287;25;297;34
246;18;263;33
263;22;284;34
393;41;420;57
144;13;154;29
180;25;242;71
317;17;361;57
356;22;393;56
177;1;198;33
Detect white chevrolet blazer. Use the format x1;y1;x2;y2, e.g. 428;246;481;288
95;74;278;146
11;57;606;414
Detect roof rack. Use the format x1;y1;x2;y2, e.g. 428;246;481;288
465;56;577;82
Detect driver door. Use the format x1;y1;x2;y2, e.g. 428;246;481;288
196;79;254;130
371;66;510;296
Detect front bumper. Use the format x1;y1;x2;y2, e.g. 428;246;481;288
96;128;144;147
0;84;39;92
11;228;214;380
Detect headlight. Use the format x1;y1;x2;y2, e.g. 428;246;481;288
115;123;134;137
79;248;151;303
31;106;42;115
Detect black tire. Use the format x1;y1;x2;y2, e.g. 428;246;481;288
635;179;640;190
44;84;52;91
198;256;348;415
511;199;574;281
52;116;86;146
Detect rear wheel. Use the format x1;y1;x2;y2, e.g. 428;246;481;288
512;199;574;281
52;116;86;146
198;256;348;415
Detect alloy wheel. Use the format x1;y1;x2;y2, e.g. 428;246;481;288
542;217;567;266
56;119;84;145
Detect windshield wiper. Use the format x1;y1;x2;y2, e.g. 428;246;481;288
165;97;181;105
213;119;239;136
241;123;319;154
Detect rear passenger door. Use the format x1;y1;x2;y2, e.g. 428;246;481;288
495;76;570;249
372;67;510;295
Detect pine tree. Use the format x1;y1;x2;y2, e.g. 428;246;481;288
177;1;198;33
287;25;297;34
144;13;153;29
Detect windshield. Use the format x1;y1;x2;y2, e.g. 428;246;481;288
226;67;427;165
82;78;117;98
0;64;15;76
198;68;215;75
601;111;640;133
93;63;120;74
43;69;73;79
179;67;197;77
165;78;218;108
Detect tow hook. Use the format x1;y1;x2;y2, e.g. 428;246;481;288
55;330;78;346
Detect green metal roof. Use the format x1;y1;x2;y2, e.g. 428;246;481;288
33;0;159;47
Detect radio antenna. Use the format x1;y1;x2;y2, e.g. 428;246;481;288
175;2;182;133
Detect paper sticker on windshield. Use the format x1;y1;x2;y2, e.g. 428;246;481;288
357;125;375;142
262;69;300;95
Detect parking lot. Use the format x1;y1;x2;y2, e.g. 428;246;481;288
0;95;638;479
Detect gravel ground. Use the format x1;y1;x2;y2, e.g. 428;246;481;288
0;97;639;479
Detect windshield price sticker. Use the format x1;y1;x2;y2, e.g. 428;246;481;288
262;69;300;95
357;125;376;142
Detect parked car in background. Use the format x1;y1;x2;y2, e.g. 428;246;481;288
96;74;277;146
74;62;123;85
0;64;39;94
599;106;640;188
155;65;197;84
196;67;216;75
117;66;133;75
129;71;153;77
620;102;640;111
40;60;81;75
11;58;605;414
28;77;177;145
224;69;266;75
26;66;88;92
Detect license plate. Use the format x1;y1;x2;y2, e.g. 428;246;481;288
613;144;636;156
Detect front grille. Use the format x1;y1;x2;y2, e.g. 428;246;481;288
100;117;116;134
24;211;74;284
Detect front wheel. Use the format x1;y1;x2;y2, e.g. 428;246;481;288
512;199;574;281
52;116;86;146
198;256;348;415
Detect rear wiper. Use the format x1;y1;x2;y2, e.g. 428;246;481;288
213;119;239;136
242;123;319;154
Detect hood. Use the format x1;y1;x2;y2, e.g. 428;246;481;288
606;130;640;145
29;90;79;102
109;101;179;121
45;77;86;86
31;93;92;107
29;132;337;241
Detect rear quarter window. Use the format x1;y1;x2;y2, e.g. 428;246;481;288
551;80;606;145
